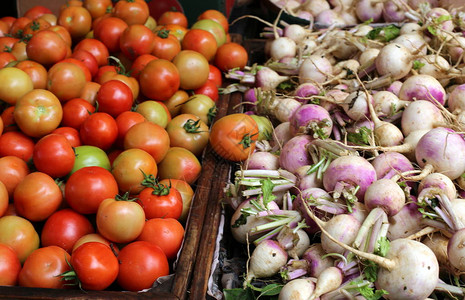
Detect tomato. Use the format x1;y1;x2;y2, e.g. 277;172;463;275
33;134;75;178
0;36;18;53
59;57;92;82
210;113;259;162
72;233;117;254
38;14;58;27
0;106;15;132
58;6;92;40
26;29;69;66
0;181;7;217
119;24;154;60
140;58;180;101
191;19;226;47
157;147;201;185
166;114;209;156
157;10;187;27
157;24;187;42
84;0;113;19
0;67;34;105
0;20;8;37
10;40;28;61
71;49;99;78
96;195;145;243
0;131;35;161
41;209;94;253
47;61;87;102
137;218;184;260
15;60;48;90
14;89;63;138
18;246;71;289
66;166;118;214
137;178;183;219
0;215;39;263
180;94;217;125
99;65;140;101
93;17;128;53
0;52;16;68
0;156;29;198
181;29;217;62
124;121;170;163
52;126;81;147
14;172;63;221
144;15;157;31
0;17;16;31
9;17;31;38
164;89;189;118
151;29;181;61
70;145;111;174
194;79;219;102
172;50;210;90
79;112;118;151
0;117;3;137
250;115;274;141
80;81;101;105
198;9;229;32
22;18;51;36
114;0;149;25
130;54;157;80
135;100;171;128
0;243;21;286
214;42;248;72
111;148;158;194
48;25;72;47
73;38;109;66
61;98;96;129
24;5;52;20
96;80;133;117
159;179;193;222
116;241;169;292
68;242;119;290
115;110;146;147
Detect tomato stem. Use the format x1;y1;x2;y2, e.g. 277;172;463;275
239;132;258;149
183;119;203;133
157;29;171;39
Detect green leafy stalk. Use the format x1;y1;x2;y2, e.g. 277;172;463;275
366;25;400;42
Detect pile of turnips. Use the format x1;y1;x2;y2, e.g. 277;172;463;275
212;0;465;299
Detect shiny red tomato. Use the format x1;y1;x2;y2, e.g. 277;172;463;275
0;52;15;68
181;29;218;62
65;166;119;214
9;17;31;38
93;17;128;53
116;241;169;292
158;178;193;222
58;6;92;40
68;242;119;290
59;57;92;82
137;218;184;260
18;246;71;289
0;156;30;198
83;0;113;19
0;131;35;162
73;38;109;67
137;180;183;220
208;64;222;87
119;24;154;60
113;0;149;25
22;18;51;36
71;49;99;78
14;172;63;221
15;60;48;90
130;54;157;80
0;243;21;286
61;97;96;129
47;61;88;102
0;215;40;263
33;133;75;178
197;9;229;33
214;42;248;72
157;10;187;27
79;112;118;151
139;59;180;101
124;121;170;163
157;147;201;185
24;5;52;20
151;30;181;61
96;80;133;118
115;110;146;147
41;209;94;253
48;25;72;47
194;79;219;102
51;126;81;147
26;29;69;66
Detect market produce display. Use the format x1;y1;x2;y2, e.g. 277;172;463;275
0;0;248;296
208;1;465;299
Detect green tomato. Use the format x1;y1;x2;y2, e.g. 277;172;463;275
180;94;216;125
135;100;170;128
70;145;111;175
250;115;273;141
191;19;226;47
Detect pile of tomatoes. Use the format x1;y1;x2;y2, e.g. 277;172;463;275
0;0;250;293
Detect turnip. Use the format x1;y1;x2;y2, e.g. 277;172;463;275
277;226;311;258
387;202;424;240
283;24;308;44
245;151;280;171
423;232;451;273
386;80;403;96
309;266;343;300
301;0;331;17
245;239;288;285
398;74;447;105
303;243;336;277
278;277;315;300
371;151;414;180
279;135;313;173
270;37;297;61
415;54;457;85
375;43;413;81
392;32;428;55
400;99;446;136
355;0;384;21
364;179;406;216
315;10;346;27
383;0;407;22
289;104;333;137
299;54;333;84
255;67;290;91
294;83;321;103
372;91;409;118
294;165;323;191
340;90;371;122
447;228;465;272
418;172;457;201
447;83;465;114
320;214;361;254
272;122;293;150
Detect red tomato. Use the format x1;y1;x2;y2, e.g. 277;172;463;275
157;147;201;185
73;38;109;66
47;61;87;102
22;18;51;36
124;121;170;163
96;80;133;117
59;57;92;82
71;49;99;78
119;24;154;60
151;30;181;61
0;17;16;31
181;29;218;62
113;0;149;25
65;166;118;214
111;148;158;194
41;209;94;253
69;242;119;290
158;179;194;222
197;9;229;33
61;97;96;129
208;64;222;87
58;6;92;40
137;180;183;220
48;25;72;47
214;42;248;72
115;110;146;147
0;181;7;217
14;89;63;138
15;60;48;90
116;241;169;292
157;10;187;27
0;36;18;53
51;126;81;147
139;59;180;101
130;54;157;80
93;17;128;53
0;215;40;263
9;17;31;38
0;243;21;286
0;156;29;198
14;172;63;221
83;0;113;19
18;246;71;289
166;114;210;156
79;112;118;151
26;29;69;66
137;218;184;259
24;5;52;20
0;52;15;68
209;113;259;161
157;24;187;42
0;131;34;161
191;19;226;47
96;195;146;243
194;79;219;102
33;134;75;178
